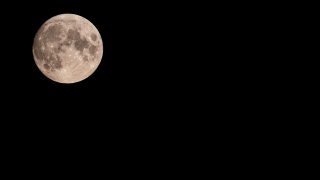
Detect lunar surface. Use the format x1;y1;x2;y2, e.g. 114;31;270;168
32;14;103;83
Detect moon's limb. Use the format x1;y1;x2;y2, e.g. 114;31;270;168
32;14;103;84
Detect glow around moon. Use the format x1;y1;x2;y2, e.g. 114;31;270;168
32;14;103;83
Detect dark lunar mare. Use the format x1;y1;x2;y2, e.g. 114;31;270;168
34;24;65;72
34;21;99;72
43;24;64;42
91;33;97;41
89;45;97;55
64;27;98;60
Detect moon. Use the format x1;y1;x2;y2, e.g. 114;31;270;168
32;14;103;83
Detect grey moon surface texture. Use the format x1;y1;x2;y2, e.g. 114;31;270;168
32;14;103;83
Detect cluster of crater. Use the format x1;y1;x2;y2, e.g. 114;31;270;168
33;21;98;72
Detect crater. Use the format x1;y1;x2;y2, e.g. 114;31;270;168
43;63;50;70
83;55;89;62
42;53;63;71
89;45;97;55
62;40;72;47
47;54;56;63
52;57;63;69
91;33;97;41
54;43;65;53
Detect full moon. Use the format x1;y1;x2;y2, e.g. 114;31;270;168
32;14;103;83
